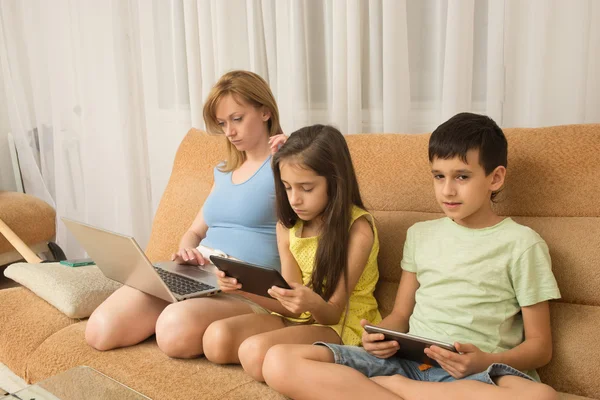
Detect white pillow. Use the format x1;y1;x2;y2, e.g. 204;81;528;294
3;262;121;319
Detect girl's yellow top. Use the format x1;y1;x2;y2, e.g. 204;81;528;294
280;205;382;346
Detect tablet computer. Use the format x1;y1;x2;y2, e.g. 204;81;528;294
209;255;291;298
364;325;457;367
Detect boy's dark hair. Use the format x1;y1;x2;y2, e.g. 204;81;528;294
428;112;507;200
272;124;365;302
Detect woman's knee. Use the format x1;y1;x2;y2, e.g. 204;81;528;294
85;311;121;351
155;304;205;358
238;336;272;381
202;319;237;363
86;286;165;351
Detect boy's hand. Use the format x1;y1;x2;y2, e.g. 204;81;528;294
215;269;242;292
424;342;492;379
361;319;400;359
267;282;320;314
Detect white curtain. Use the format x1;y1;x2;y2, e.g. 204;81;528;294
0;0;152;258
1;0;598;256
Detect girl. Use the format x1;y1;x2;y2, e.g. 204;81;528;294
86;70;285;357
202;124;382;382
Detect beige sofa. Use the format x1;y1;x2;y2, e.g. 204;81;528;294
1;125;599;399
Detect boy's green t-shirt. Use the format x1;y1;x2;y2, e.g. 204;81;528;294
401;217;561;381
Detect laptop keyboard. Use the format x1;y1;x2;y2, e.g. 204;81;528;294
154;267;216;296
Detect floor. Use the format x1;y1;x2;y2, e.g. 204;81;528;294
0;363;27;395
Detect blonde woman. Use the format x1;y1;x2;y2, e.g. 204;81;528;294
86;71;285;357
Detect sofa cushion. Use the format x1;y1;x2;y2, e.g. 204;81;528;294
0;287;77;377
26;321;285;400
4;263;121;318
511;217;600;307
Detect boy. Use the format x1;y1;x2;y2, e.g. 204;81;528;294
262;113;560;400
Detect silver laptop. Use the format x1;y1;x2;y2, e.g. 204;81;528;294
62;218;220;302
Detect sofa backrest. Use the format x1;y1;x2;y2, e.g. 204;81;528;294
147;124;600;398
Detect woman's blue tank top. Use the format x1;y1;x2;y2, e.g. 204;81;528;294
201;156;280;271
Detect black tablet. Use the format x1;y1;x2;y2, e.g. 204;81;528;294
364;325;457;367
209;255;291;298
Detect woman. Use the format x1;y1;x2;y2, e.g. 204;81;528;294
85;70;284;358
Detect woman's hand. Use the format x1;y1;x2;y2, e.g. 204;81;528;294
215;269;242;292
269;134;288;154
424;342;491;378
267;282;321;314
360;319;400;359
170;247;206;266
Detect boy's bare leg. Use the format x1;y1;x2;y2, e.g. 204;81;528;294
374;374;557;400
263;344;403;400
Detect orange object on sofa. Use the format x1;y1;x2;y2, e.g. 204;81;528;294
1;124;599;399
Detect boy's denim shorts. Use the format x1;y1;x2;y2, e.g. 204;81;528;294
315;342;534;385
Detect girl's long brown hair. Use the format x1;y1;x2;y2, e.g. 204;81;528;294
203;70;282;172
272;125;365;302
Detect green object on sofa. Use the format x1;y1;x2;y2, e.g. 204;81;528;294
1;124;600;399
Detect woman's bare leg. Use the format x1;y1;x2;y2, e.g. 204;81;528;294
85;285;169;350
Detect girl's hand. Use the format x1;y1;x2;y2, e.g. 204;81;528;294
170;247;206;266
215;269;242;292
267;282;320;314
424;342;491;379
360;319;400;358
269;134;288;154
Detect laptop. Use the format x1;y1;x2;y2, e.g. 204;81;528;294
62;218;220;303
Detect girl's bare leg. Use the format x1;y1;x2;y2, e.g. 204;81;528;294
154;294;256;358
202;313;286;367
238;324;341;381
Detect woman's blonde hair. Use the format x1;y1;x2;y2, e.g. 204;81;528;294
203;70;281;172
